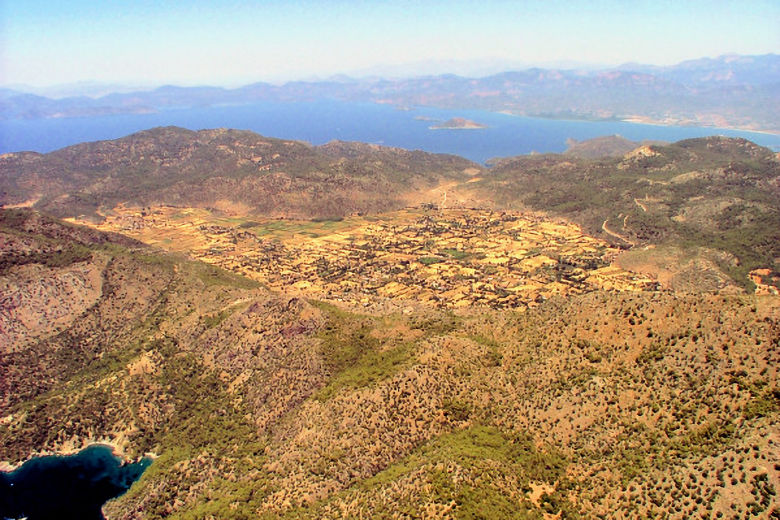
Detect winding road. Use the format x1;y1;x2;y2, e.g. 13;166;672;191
601;218;635;246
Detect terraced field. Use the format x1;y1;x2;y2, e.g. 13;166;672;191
70;205;657;310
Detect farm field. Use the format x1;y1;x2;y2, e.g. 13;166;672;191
70;205;657;310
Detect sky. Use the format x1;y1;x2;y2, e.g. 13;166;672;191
1;0;778;88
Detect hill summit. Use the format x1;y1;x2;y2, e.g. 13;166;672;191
0;126;478;220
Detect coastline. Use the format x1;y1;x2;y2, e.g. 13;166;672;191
0;439;156;472
619;116;780;136
3;100;778;160
493;109;779;136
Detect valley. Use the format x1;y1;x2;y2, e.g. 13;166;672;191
69;205;656;310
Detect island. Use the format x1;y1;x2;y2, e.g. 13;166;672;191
429;117;488;130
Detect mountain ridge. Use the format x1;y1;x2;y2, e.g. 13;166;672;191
0;126;479;221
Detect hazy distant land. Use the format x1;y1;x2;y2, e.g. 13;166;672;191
2;54;778;133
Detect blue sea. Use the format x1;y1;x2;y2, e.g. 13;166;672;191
1;100;778;164
1;444;151;520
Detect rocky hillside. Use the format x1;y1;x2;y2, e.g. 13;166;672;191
1;209;778;519
563;135;658;159
0;127;479;220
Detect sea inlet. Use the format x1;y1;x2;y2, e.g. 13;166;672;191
1;444;151;520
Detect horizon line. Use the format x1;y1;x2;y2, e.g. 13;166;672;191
3;52;777;95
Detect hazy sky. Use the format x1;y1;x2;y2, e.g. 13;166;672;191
2;0;778;87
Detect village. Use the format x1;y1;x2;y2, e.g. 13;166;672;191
71;205;659;309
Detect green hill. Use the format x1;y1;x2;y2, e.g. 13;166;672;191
0;127;479;220
465;136;780;290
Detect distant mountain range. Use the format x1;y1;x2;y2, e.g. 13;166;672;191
2;54;778;132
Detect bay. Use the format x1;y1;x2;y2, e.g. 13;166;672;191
0;444;151;520
0;100;778;163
